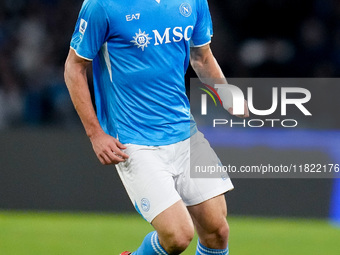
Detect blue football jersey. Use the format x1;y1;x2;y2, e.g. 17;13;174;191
70;0;213;146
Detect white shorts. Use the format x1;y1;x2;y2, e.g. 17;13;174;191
115;131;234;223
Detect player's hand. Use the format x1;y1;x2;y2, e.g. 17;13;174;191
89;131;129;165
227;99;250;118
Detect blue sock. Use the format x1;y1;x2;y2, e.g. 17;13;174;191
132;231;168;255
196;240;229;255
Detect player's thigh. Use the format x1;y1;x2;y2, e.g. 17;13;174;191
187;194;228;235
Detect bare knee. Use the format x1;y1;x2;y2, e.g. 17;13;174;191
152;201;195;254
215;221;230;245
201;220;230;249
160;225;194;254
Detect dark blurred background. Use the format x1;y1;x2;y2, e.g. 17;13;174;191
0;0;340;220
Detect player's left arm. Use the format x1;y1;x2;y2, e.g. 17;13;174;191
190;44;249;118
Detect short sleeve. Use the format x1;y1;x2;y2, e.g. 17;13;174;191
191;0;213;47
70;0;109;60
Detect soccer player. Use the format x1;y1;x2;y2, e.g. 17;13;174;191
64;0;248;254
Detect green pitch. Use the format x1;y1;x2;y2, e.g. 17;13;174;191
0;211;339;255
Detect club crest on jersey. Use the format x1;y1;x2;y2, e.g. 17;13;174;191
131;29;152;51
179;3;192;17
79;18;88;35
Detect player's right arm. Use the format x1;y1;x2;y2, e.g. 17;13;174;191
64;49;128;165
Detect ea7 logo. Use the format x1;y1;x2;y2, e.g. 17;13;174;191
126;13;140;21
